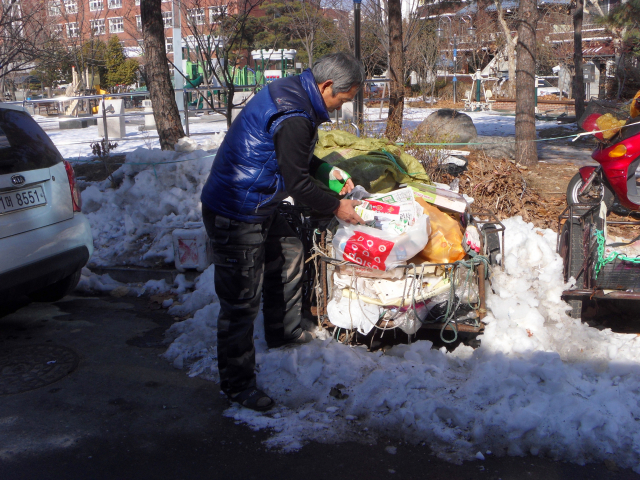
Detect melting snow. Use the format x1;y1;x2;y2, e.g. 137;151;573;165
49;106;640;472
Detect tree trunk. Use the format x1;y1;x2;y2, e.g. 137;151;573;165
515;0;538;166
573;0;585;120
384;0;404;141
226;84;235;129
141;0;184;150
494;0;518;98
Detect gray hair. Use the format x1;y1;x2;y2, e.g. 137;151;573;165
312;52;365;96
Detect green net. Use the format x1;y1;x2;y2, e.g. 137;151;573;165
594;229;640;278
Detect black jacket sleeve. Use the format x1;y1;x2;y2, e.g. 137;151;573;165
273;117;341;214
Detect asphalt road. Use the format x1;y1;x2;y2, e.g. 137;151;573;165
0;294;637;480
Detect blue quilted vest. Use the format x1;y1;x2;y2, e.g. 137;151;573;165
200;69;331;223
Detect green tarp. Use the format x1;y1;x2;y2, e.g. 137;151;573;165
313;130;432;194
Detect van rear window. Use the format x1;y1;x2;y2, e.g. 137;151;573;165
0;108;63;175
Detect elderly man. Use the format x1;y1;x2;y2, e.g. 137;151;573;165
201;52;365;411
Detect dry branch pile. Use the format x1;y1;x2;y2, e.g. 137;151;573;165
458;154;566;231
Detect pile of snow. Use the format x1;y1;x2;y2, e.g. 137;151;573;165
76;267;193;298
66;115;640;470
162;217;640;471
81;134;224;267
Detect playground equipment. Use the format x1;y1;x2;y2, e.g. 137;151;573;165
64;67;83;116
251;49;297;85
90;87;110;114
464;72;498;112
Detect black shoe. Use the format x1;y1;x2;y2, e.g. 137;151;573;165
267;330;316;349
228;388;274;412
292;330;315;344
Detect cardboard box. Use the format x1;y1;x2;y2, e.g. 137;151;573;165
406;182;468;213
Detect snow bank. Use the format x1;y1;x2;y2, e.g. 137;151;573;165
81;133;224;267
162;217;640;471
68;114;640;470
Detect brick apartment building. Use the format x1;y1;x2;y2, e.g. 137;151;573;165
46;0;253;64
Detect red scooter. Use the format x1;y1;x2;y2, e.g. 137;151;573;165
566;114;640;212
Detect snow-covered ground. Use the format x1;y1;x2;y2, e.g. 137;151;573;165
40;104;640;472
33;113;227;160
33;104;567;161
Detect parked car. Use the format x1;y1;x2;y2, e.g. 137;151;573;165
0;104;93;302
536;78;561;96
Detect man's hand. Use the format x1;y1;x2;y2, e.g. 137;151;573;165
333;170;355;196
334;199;365;225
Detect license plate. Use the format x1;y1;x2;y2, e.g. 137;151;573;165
0;186;46;214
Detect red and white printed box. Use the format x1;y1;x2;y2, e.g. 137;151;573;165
172;226;212;272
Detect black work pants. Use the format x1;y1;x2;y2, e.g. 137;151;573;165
202;205;304;395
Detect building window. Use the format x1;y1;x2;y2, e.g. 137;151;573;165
187;8;204;25
63;0;77;13
136;15;141;30
90;18;105;35
66;22;79;38
48;0;61;16
165;37;173;53
109;16;124;33
50;24;63;36
89;0;103;11
162;10;172;28
108;0;122;8
209;5;226;22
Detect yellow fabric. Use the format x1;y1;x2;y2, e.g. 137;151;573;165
631;90;640;118
596;113;627;140
314;130;431;194
411;199;466;264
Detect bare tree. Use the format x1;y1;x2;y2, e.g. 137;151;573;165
572;0;585;119
515;0;538;165
141;0;185;149
494;0;518;97
284;0;327;68
0;0;59;85
468;8;499;73
404;22;438;101
181;0;263;127
384;0;403;140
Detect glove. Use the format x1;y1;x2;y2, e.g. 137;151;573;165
463;225;481;255
315;163;352;194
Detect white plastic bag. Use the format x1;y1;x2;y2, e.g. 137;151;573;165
327;296;380;335
332;213;431;270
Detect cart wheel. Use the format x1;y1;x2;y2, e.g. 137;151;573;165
481;223;501;266
559;217;585;319
459;333;481;348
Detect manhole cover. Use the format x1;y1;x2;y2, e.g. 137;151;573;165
0;344;79;395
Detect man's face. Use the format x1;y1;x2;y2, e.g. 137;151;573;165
318;81;360;113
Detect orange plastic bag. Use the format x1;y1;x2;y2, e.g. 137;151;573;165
631;90;640;118
410;198;465;264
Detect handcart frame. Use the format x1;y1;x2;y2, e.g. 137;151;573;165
558;203;640;318
289;207;506;341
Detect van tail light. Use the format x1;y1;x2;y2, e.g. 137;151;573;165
63;160;82;212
